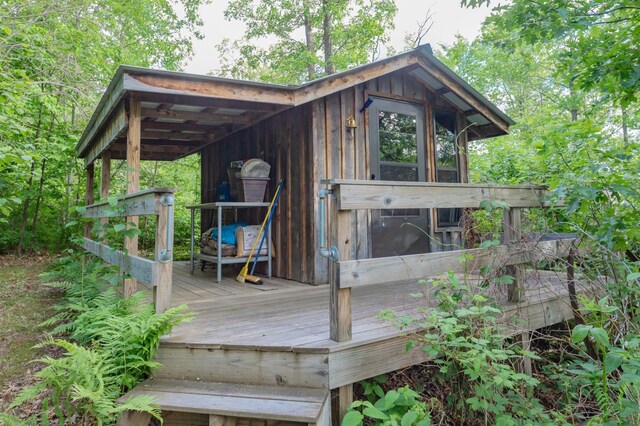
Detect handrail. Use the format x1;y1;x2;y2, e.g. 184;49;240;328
323;180;571;342
81;187;175;314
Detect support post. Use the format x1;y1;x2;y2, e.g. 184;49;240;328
331;385;353;426
99;151;111;242
84;163;94;238
503;207;525;302
124;98;141;297
518;332;533;376
329;187;352;342
154;194;173;314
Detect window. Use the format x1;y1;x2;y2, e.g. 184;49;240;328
433;110;461;227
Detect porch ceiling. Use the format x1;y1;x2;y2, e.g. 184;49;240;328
104;97;291;162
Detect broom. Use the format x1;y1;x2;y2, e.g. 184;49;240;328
251;179;284;276
236;181;283;284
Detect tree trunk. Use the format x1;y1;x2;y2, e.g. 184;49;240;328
303;7;316;81
622;107;629;144
17;159;36;255
17;104;43;254
322;0;335;75
31;157;47;231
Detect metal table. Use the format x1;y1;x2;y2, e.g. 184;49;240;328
186;202;271;284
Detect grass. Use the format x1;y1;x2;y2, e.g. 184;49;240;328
0;256;60;391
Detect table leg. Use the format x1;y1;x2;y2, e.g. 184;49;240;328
217;205;222;284
267;220;272;278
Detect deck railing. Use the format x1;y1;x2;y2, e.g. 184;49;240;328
322;180;576;342
81;187;175;313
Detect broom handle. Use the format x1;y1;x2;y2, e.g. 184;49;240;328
251;179;284;274
243;182;283;268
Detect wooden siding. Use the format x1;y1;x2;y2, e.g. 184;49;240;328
201;104;315;284
312;69;472;281
201;69;473;285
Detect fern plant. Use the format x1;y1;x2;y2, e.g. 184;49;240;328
6;252;193;424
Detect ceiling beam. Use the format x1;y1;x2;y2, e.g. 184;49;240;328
140;120;227;133
141;107;254;124
140;130;217;142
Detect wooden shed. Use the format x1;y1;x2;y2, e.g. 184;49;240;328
75;44;595;426
76;44;514;286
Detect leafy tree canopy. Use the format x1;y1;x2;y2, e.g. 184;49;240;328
461;0;640;106
216;0;397;84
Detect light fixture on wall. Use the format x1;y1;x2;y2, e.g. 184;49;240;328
346;116;357;137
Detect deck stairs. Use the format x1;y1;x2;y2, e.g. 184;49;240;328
119;378;330;426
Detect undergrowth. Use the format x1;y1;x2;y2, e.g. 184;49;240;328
345;249;640;425
1;252;192;425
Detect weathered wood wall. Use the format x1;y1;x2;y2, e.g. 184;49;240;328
311;70;470;282
201;104;315;284
201;69;471;285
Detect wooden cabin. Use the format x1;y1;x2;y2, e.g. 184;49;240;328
76;45;589;425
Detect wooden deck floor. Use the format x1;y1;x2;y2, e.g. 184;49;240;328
167;261;309;305
163;263;597;353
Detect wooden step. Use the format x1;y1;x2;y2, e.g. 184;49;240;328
119;378;330;425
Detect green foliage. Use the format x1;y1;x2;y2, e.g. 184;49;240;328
344;383;431;426
0;0;207;254
6;253;193;424
217;0;397;84
564;297;640;425
385;272;552;425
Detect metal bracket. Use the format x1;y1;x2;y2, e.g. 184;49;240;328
159;249;173;263
160;193;174;206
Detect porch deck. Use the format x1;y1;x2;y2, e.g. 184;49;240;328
164;261;594;353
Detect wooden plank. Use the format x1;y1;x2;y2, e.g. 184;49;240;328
125;98;141;297
416;56;511;134
503;208;525;302
84;163;94;238
124;389;323;423
353;85;368;261
85;104;127;166
141;107;253;124
82;189;169;218
295;53;419;105
99;152;111;241
330;192;352;342
328;180;548;210
155;347;330;389
315;395;331;426
312;98;329;285
126;73;295;106
141;130;217;142
116;410;151;426
338;239;576;289
335;385;352;426
83;238;156;286
131;379;329;403
77;73;125;156
153;200;172;313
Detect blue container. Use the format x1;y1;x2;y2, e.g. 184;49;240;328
217;181;233;202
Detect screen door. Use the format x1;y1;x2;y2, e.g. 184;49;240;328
369;98;430;257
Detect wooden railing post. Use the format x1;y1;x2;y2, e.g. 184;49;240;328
124;98;141;297
330;188;352;342
84;163;94;238
99;151;111;242
154;193;173;314
503;207;525;302
329;186;354;425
